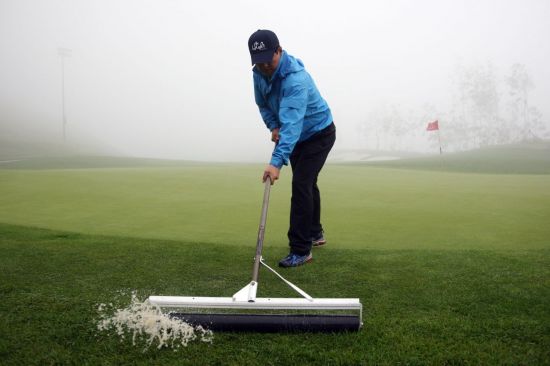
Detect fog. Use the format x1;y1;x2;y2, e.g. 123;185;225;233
1;0;549;161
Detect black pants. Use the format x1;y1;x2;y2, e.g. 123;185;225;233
288;122;336;255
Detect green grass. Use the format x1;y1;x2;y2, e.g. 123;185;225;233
0;163;549;250
1;150;549;364
363;141;550;174
0;155;202;170
0;223;548;365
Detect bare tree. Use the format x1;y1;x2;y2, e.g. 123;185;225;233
448;62;502;148
359;62;546;153
506;63;535;140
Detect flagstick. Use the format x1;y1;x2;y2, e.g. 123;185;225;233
437;129;442;155
436;127;443;170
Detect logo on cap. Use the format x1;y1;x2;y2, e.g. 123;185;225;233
251;41;266;51
248;29;279;65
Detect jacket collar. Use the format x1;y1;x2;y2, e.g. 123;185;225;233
253;50;289;83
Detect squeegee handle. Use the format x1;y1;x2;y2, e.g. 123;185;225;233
251;177;271;283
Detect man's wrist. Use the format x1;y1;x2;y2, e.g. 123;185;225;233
269;158;283;169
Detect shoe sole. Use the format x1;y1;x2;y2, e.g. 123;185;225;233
312;240;326;247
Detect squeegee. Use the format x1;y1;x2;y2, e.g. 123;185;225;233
149;177;362;332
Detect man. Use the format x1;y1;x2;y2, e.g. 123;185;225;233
248;29;336;268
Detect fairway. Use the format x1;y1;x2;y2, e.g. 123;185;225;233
1;155;549;364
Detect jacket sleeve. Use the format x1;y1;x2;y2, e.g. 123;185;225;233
254;79;279;131
270;76;308;169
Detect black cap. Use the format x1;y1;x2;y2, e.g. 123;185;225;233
248;29;279;65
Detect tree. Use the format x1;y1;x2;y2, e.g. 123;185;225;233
358;62;546;153
451;62;501;148
505;63;536;140
361;103;410;151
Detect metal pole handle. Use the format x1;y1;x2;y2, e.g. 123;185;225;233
251;176;272;283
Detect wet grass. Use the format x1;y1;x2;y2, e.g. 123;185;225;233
361;141;550;174
0;152;549;364
0;223;549;365
1;164;549;251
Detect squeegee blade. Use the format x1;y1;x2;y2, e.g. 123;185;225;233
170;313;361;332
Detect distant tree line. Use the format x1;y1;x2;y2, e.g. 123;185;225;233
360;63;547;152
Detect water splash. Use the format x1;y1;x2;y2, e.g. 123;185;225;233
97;292;213;350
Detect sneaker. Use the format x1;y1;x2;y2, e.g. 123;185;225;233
312;231;326;247
278;252;313;268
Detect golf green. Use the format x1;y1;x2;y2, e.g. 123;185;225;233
1;163;549;251
1;155;549;364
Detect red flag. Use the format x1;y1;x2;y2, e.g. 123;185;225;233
426;120;439;131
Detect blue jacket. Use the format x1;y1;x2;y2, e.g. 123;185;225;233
253;51;333;168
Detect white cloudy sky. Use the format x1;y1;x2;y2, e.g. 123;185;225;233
1;0;549;160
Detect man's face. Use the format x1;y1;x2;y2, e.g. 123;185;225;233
256;48;281;77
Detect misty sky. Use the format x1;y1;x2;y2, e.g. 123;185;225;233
1;0;549;160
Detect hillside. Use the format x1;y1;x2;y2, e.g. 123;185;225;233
356;141;550;174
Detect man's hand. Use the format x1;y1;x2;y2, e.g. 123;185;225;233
271;128;280;143
262;164;280;185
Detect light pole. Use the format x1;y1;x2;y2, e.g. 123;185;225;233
58;47;72;142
